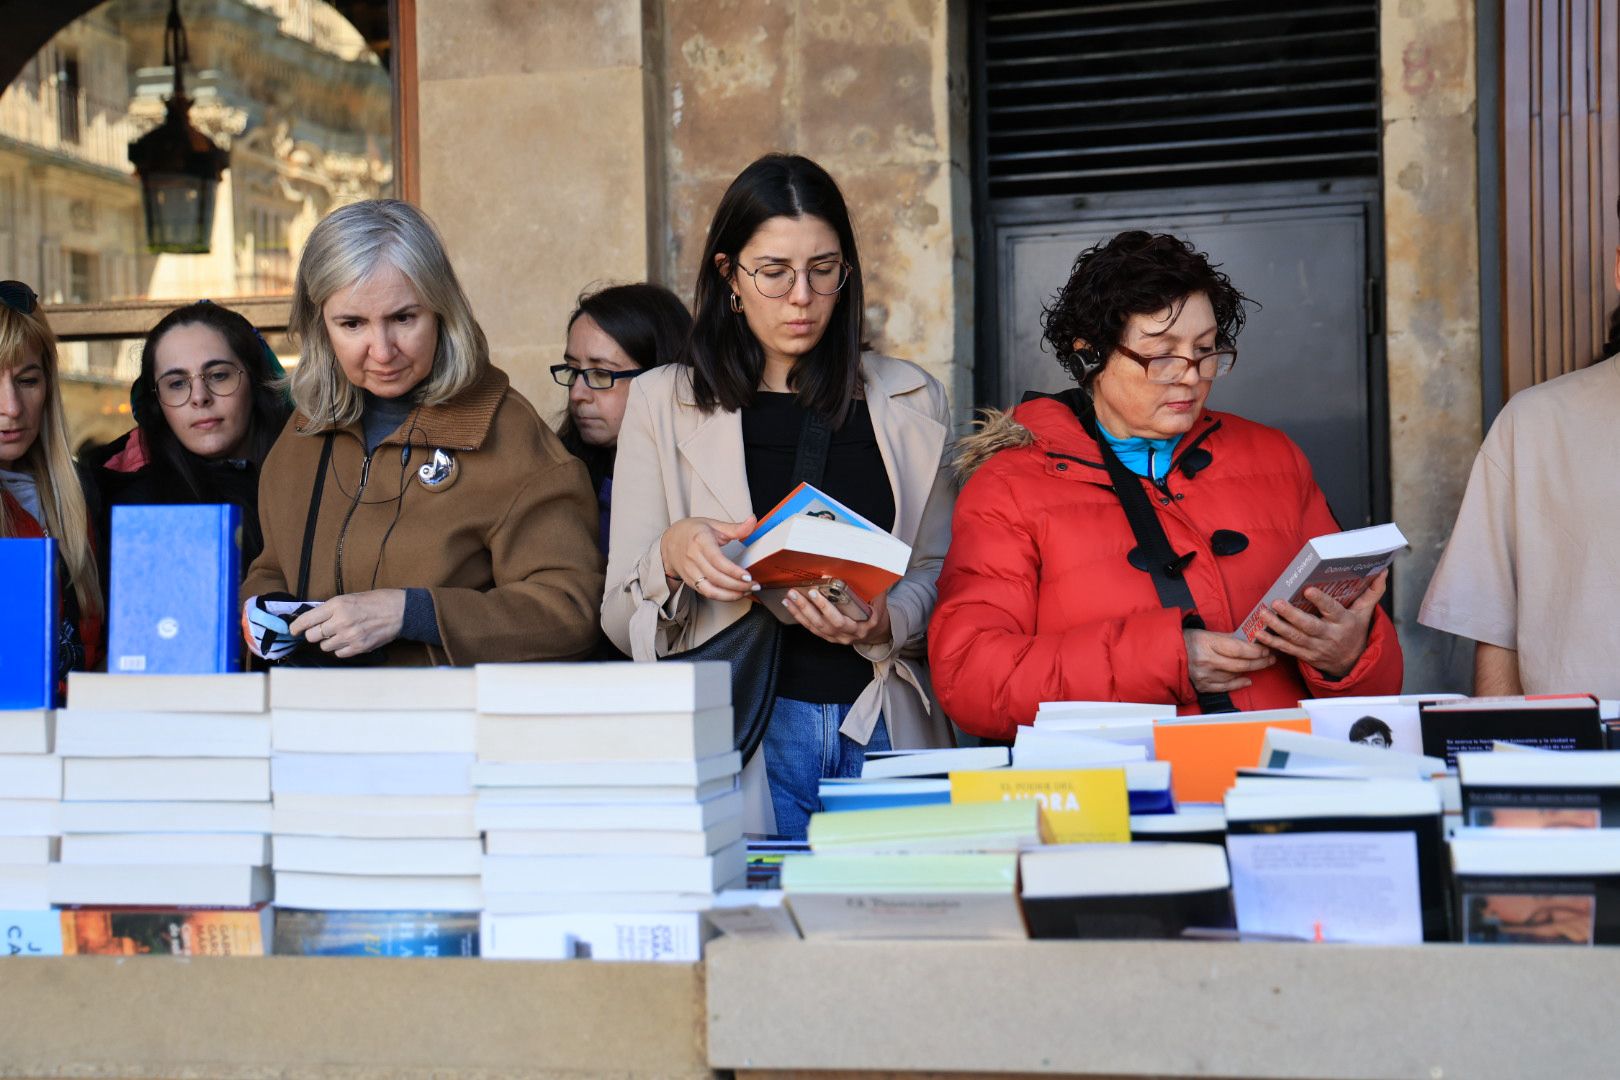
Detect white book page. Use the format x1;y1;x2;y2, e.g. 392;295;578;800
1226;831;1423;944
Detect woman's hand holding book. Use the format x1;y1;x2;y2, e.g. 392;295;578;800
784;587;892;647
660;515;760;601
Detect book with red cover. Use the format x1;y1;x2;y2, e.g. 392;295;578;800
738;510;910;603
1233;523;1406;642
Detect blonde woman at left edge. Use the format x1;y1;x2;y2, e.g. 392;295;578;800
242;200;604;664
0;280;105;694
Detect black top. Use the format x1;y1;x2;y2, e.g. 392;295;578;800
741;393;895;705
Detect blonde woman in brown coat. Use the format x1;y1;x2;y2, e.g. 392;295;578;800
242;200;603;665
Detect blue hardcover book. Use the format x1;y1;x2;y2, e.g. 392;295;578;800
272;909;479;957
0;538;57;709
0;910;65;956
109;504;241;674
742;482;881;547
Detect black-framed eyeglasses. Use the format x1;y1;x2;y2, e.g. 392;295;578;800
0;281;39;316
736;260;851;299
1115;343;1238;384
155;361;246;407
550;363;644;390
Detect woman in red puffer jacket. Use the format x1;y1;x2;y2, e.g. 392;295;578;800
928;232;1401;740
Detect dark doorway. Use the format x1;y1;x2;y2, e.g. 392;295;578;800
972;0;1387;528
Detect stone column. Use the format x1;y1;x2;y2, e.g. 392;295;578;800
1381;0;1483;692
414;0;664;420
660;0;973;410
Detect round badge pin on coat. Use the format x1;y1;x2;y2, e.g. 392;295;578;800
417;448;457;490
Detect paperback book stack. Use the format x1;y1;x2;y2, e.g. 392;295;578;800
268;668;482;926
0;706;59;911
474;662;742;961
782;800;1039;940
50;673;271;909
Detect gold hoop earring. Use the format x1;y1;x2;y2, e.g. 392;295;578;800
729;293;743;314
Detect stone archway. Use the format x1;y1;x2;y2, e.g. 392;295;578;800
0;0;105;88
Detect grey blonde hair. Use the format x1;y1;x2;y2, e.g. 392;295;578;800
0;304;103;619
287;199;488;430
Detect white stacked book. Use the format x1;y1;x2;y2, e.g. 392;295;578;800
0;707;59;910
268;668;481;912
50;674;271;907
475;662;742;961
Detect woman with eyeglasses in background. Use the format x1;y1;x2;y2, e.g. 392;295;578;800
602;154;956;839
930;231;1402;740
93;301;291;573
552;283;692;557
0;281;105;689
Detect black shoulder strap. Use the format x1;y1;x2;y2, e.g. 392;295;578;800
1069;401;1236;714
296;434;334;599
790;410;834;488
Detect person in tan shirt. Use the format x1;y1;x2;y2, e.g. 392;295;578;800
1420;250;1620;696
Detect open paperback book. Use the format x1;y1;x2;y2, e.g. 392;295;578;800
737;483;911;623
1234;523;1407;642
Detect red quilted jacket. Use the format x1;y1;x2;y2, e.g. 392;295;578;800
928;394;1402;739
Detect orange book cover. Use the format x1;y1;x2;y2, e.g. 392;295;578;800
60;907;270;956
1153;712;1312;803
744;549;900;600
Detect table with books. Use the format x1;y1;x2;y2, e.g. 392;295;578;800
10;647;1620;1077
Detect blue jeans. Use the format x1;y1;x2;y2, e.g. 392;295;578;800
761;696;891;840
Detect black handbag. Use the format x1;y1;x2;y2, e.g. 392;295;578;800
1045;390;1237;715
664;409;834;764
275;433;384;668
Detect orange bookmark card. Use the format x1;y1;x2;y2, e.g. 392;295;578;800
1152;710;1312;803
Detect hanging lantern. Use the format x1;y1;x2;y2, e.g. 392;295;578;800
128;0;227;254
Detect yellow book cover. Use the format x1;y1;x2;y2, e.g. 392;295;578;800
949;769;1132;843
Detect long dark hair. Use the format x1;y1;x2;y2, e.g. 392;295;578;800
132;301;290;497
558;283;691;487
688;154;864;425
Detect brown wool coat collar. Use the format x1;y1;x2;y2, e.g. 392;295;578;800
293;366;509;451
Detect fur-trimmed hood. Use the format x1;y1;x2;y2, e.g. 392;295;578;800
953;408;1034;481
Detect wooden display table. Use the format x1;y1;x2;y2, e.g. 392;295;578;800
705;937;1620;1080
0;956;707;1079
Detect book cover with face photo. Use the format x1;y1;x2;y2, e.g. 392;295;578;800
1452;833;1620;944
1459;751;1620;828
1300;695;1465;756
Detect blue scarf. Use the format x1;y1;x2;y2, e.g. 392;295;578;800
1096;420;1183;483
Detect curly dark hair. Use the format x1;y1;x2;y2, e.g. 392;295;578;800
1041;231;1252;386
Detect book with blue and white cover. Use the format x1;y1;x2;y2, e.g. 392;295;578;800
109;504;241;674
742;482;881;546
0;538;56;709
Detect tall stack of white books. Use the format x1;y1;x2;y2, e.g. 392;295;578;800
50;674;271;907
269;668;481;912
474;662;743;961
0;707;60;911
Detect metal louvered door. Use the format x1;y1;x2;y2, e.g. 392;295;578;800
973;0;1386;529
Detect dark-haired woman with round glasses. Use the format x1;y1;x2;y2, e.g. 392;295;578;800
551;283;692;557
929;230;1402;739
602;154;956;838
93;301;291;573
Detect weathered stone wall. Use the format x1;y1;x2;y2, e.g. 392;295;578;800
1381;0;1482;692
659;0;973;407
414;0;663;421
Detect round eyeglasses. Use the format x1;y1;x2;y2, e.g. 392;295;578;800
550;364;643;390
155;362;245;407
736;260;851;299
1114;344;1238;384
